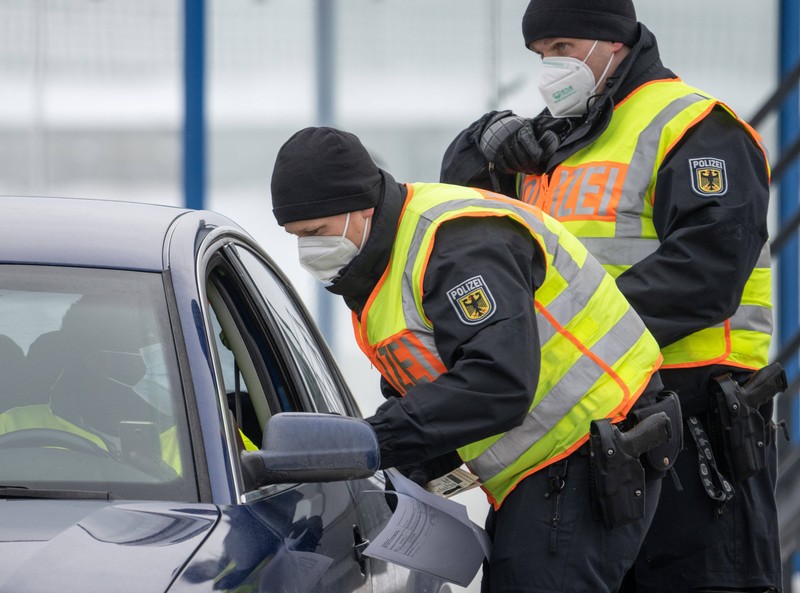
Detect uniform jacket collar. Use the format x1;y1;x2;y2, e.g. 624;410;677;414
326;171;406;315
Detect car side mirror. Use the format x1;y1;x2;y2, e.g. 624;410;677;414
241;412;380;487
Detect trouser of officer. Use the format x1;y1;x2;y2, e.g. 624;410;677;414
618;367;781;593
481;378;666;593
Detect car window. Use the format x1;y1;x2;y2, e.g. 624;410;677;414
199;243;362;496
231;246;353;416
203;248;310;444
0;265;196;501
206;277;273;452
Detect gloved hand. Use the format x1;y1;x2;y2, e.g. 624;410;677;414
396;463;431;487
382;464;431;513
383;466;430;512
531;112;575;141
479;113;560;175
382;453;463;512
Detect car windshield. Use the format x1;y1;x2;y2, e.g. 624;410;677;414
0;265;197;501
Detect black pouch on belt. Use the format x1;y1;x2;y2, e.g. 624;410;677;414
712;362;788;483
589;411;672;529
627;390;683;472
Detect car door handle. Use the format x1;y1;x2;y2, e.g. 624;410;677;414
352;524;370;576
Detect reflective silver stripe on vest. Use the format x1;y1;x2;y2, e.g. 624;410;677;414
615;93;710;239
541;259;606;327
533;260;608;345
398;335;441;382
731;305;773;334
578;237;659;267
474;305;648;479
756;242;771;268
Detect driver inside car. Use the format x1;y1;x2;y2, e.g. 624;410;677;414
0;294;259;477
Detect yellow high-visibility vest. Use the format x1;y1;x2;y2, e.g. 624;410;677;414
518;78;772;370
353;183;662;508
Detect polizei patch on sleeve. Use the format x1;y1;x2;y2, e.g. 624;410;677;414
688;157;728;197
447;275;497;325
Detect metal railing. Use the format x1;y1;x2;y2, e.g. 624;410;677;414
748;57;800;574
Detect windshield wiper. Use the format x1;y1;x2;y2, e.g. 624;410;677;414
0;486;118;500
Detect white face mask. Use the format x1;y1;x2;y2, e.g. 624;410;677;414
537;40;615;118
297;212;370;284
108;342;174;417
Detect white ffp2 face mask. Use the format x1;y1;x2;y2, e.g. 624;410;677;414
297;213;370;284
537;40;614;118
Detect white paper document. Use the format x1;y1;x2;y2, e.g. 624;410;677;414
363;468;492;587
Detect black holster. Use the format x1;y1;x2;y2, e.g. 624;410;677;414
589;397;676;529
628;390;683;473
589;419;646;529
711;363;787;483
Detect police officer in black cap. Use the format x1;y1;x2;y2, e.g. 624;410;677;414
441;1;781;592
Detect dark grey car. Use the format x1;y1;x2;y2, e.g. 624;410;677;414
0;196;449;593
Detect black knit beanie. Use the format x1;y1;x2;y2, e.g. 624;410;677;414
522;0;638;48
271;127;382;226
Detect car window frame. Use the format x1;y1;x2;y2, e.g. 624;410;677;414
197;251;283;501
222;242;362;418
161;266;212;501
205;269;284;425
196;229;367;503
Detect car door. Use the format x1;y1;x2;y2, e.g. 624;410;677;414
224;243;418;589
196;234;391;593
220;243;454;593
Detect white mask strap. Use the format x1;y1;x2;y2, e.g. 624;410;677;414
358;216;370;252
582;40;599;64
592;47;616;94
341;212;351;239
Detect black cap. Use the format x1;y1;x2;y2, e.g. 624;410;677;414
271;127;382;226
522;0;639;48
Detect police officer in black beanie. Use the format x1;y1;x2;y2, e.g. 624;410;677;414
272;127;382;228
272;125;684;593
441;1;780;592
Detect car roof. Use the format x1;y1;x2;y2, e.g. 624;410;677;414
0;195;220;271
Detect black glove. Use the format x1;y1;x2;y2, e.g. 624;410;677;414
531;113;575;141
382;464;436;512
479;113;560;175
396;463;431;487
394;452;463;489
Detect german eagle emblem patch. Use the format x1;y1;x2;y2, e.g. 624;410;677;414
447;275;496;325
688;157;728;197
